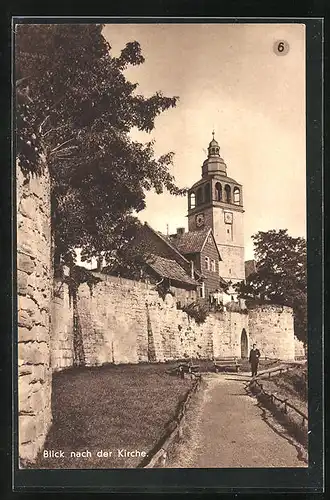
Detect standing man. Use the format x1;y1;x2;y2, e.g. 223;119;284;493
249;344;261;377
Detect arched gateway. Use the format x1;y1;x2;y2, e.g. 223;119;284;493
240;328;248;358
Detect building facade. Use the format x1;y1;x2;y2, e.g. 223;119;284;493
169;227;227;303
187;133;245;284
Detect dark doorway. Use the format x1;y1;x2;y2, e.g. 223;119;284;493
241;328;248;358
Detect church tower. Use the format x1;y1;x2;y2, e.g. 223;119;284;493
187;133;245;283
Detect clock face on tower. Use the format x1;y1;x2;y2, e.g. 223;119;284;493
224;211;233;224
195;213;205;227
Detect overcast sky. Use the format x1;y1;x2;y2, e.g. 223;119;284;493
102;23;306;260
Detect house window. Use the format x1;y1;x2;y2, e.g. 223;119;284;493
205;256;210;271
200;282;205;298
211;259;216;272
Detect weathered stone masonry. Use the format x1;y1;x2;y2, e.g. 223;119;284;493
248;305;295;360
52;273;296;366
17;161;52;465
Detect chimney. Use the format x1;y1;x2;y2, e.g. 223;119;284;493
177;227;185;235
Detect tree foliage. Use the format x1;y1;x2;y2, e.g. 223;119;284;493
15;24;185;264
235;229;307;342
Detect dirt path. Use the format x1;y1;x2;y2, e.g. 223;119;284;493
166;373;308;468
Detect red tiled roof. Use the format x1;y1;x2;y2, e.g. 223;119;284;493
168;228;211;254
145;254;197;286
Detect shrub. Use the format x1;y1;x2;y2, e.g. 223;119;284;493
182;301;209;324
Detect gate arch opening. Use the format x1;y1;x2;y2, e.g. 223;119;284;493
240;328;248;359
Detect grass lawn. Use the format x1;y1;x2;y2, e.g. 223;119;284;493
256;363;308;447
34;362;194;469
260;364;307;415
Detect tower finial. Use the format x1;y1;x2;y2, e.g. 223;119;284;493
212;129;215;139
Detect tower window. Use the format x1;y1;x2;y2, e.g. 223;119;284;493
204;183;211;203
215;182;222;201
233;187;240;204
226;225;233;240
205;256;210;271
224;184;231;203
196;187;203;205
189;192;196;209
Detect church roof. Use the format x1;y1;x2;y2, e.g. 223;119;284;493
190;174;241;190
209;138;219;148
145;254;197;285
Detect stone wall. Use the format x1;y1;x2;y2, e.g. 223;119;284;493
294;335;306;358
17;161;52;465
51;273;296;367
212;311;249;358
74;274;215;365
248;304;295;360
49;273;254;367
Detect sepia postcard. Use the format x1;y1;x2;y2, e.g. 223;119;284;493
13;19;324;492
